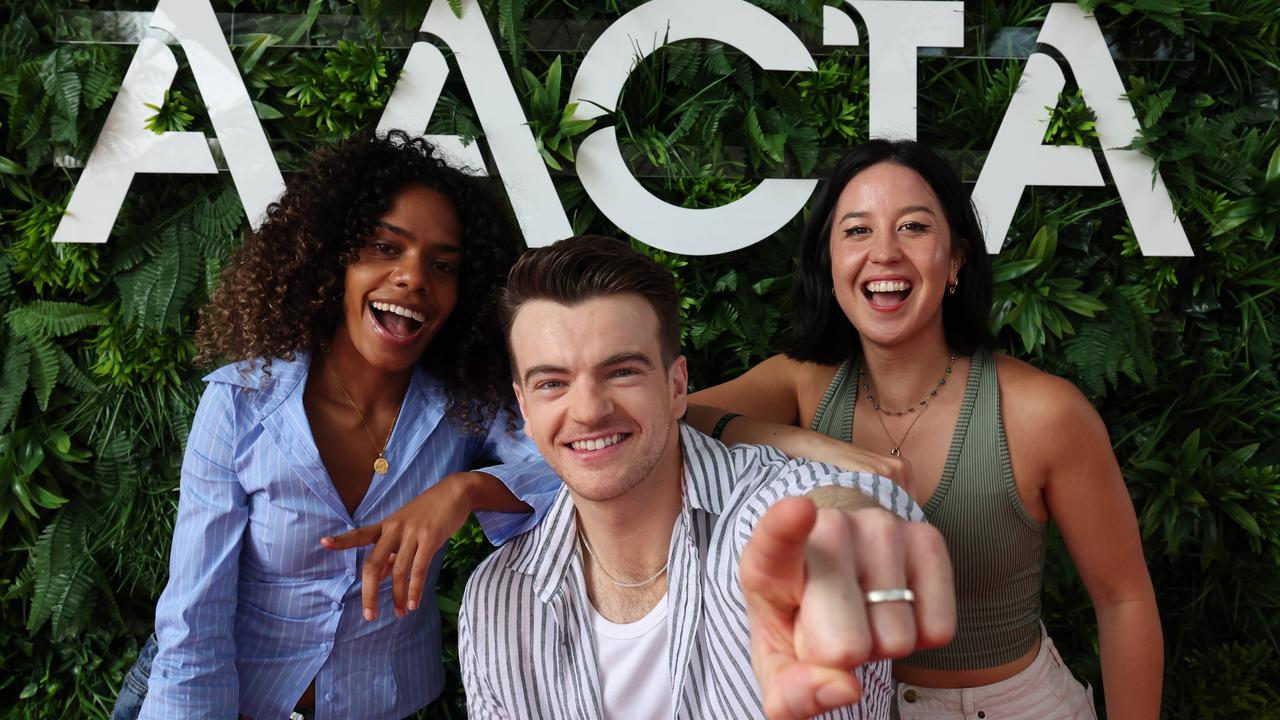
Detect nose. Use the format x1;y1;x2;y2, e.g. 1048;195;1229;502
567;379;614;427
392;256;430;293
868;226;903;263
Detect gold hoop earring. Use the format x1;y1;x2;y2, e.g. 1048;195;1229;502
947;279;958;295
831;287;837;297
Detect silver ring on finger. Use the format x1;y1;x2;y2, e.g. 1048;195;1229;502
864;588;915;604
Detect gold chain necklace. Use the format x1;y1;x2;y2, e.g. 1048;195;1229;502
579;530;669;589
859;352;957;457
328;365;404;475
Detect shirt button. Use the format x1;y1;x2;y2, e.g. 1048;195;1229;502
346;569;356;579
319;642;329;652
902;689;919;703
331;601;341;611
325;692;335;702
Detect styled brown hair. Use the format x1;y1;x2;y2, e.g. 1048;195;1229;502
499;235;682;368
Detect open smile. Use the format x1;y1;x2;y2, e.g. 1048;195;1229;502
368;300;430;344
862;279;913;310
564;432;630;457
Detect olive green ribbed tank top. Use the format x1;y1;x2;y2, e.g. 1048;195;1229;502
811;349;1046;670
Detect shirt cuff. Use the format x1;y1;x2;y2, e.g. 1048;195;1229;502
472;460;561;546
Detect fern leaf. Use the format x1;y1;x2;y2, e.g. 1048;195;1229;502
0;339;31;430
55;345;97;395
0;255;13;299
117;226;200;332
27;507;99;640
5;301;105;337
704;42;732;77
81;58;118;110
28;336;59;411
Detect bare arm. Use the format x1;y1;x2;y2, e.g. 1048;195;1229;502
689;355;909;485
1024;376;1163;719
689;353;806;425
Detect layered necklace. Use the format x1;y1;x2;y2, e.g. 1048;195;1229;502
858;351;957;457
579;530;669;589
328;366;405;475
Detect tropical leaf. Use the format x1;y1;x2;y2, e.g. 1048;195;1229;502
28;336;60;411
115;224;203;332
0;339;31;431
5;301;105;337
27;506;101;640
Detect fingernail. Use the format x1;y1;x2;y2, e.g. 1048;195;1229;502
395;607;405;619
407;600;418;611
363;608;375;622
816;683;856;708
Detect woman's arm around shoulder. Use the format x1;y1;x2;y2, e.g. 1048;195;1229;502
142;381;249;720
689;353;835;427
689;354;908;486
997;354;1163;720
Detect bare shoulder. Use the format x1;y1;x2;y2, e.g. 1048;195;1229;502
777;354;841;395
993;353;1111;468
692;353;841;427
775;355;842;426
994;353;1097;422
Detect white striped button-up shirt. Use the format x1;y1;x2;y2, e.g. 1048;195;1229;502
141;354;559;720
460;423;923;719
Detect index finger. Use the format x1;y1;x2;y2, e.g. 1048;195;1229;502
321;524;381;551
361;535;397;621
741;497;817;604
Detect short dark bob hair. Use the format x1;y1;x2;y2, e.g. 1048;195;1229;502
788;139;994;364
499;235;682;371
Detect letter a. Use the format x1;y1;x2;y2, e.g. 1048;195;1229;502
380;0;572;247
974;3;1191;256
54;0;283;244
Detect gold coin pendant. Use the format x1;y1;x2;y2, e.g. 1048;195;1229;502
373;456;390;475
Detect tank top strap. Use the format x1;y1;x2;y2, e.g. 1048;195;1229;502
809;359;855;442
924;349;987;515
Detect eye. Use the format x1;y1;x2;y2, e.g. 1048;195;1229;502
611;368;639;378
899;221;931;233
534;379;564;392
841;225;871;238
371;241;396;255
432;259;457;275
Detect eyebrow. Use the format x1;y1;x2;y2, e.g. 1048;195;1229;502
521;351;655;385
374;222;463;254
837;205;937;223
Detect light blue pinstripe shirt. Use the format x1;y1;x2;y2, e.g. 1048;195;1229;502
141;353;559;720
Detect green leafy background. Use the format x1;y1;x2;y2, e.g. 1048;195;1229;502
0;0;1277;717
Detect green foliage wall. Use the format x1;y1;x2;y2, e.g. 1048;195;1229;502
0;0;1277;717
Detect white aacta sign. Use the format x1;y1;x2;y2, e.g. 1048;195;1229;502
52;0;1193;257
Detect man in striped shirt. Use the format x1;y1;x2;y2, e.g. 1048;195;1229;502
460;236;955;720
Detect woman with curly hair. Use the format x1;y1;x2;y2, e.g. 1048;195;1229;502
114;131;558;720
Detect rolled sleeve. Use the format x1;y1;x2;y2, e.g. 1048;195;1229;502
469;411;560;545
142;382;247;720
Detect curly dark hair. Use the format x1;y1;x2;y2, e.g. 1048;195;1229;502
196;130;519;433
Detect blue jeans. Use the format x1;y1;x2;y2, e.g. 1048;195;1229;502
112;633;158;720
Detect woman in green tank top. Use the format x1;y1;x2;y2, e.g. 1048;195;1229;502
689;140;1161;719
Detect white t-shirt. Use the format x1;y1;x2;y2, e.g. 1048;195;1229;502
590;595;674;720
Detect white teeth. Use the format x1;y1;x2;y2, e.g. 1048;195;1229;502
569;434;624;452
371;301;426;323
865;280;912;293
